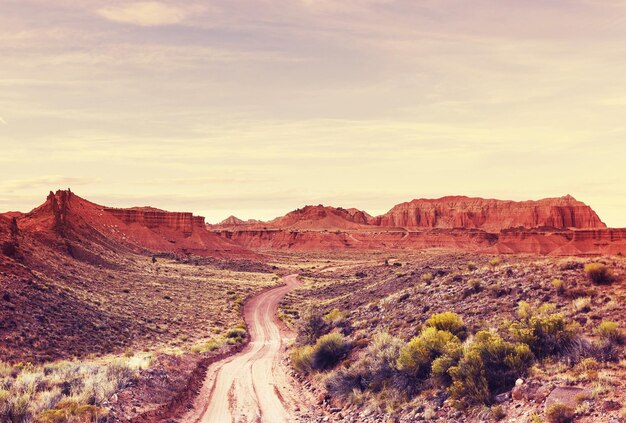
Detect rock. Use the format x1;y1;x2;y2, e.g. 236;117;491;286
495;392;511;403
545;386;592;411
526;383;551;403
512;385;524;401
603;400;621;411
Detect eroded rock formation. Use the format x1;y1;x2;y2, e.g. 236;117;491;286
372;195;606;230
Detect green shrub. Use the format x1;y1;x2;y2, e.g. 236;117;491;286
324;309;346;325
296;309;326;345
467;262;477;272
225;327;247;344
545;402;574;423
468;279;481;292
397;327;462;380
290;345;314;373
310;333;350;371
592;320;625;361
191;340;221;354
421;273;433;283
424;312;467;340
326;332;403;398
596;321;624;345
489;257;501;267
552;278;565;295
448;331;533;405
509;302;582;359
584;263;614;285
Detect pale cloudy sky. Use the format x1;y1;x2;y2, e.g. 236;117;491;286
1;0;625;225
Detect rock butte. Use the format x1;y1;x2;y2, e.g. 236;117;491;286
9;189;253;260
1;190;625;258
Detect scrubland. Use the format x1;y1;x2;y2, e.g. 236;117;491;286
281;251;626;422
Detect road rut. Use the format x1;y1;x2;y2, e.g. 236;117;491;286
181;275;305;423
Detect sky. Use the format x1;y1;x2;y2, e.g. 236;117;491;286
1;0;625;226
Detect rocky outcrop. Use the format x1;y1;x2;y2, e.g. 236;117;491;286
104;207;205;237
372;195;606;231
17;190;255;259
266;205;372;230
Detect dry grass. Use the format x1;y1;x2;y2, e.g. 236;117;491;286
2;255;277;363
0;354;150;422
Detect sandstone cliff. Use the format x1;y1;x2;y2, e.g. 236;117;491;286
372;195;605;231
17;190;254;259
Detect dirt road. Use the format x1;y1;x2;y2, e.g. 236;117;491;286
181;274;308;423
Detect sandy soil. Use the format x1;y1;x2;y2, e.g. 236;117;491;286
181;274;310;423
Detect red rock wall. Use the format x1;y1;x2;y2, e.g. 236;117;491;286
372;196;606;231
104;208;205;237
213;227;626;256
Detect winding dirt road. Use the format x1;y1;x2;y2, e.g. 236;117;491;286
181;274;308;423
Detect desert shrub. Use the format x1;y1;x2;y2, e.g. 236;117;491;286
596;321;624;345
310;333;351;371
0;355;149;422
584;263;614;285
448;331;533;405
489;257;501;267
491;404;506;421
591;321;625;361
226;327;247;339
191;339;221;354
37;398;107;423
467;262;477;272
552;278;565;295
424;312;467;340
290;345;314;373
326;332;403;398
572;297;591;313
324;309;346;325
397;327;462;381
545;402;574;423
359;333;403;390
0;391;31;423
468;278;481;292
421;273;433;283
509;302;582;359
296;309;326;345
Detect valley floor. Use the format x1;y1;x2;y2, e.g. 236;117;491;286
1;249;625;422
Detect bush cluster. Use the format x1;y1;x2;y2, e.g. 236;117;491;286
0;355;149;422
296;309;327;345
325;332;404;398
584;263;614;285
508;302;582;359
294;299;623;411
424;312;467;341
396;327;461;381
291;332;351;373
447;331;533;405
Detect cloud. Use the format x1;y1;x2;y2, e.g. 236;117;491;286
0;116;6;125
96;2;189;26
0;176;98;192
